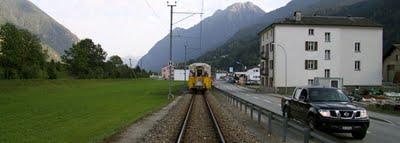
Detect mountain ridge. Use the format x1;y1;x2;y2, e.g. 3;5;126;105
138;1;266;72
0;0;79;58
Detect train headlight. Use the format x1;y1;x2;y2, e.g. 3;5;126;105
319;109;331;117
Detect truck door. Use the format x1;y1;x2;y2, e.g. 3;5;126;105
291;88;303;118
298;89;310;121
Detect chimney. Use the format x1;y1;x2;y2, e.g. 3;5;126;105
294;11;302;21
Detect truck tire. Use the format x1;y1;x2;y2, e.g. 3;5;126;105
352;130;367;139
307;116;316;130
283;107;291;119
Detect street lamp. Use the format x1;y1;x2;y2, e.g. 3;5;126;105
272;43;288;95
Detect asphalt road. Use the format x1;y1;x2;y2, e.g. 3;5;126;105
214;81;400;143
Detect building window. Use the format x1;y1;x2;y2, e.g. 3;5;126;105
396;55;399;61
308;79;314;85
325;32;331;42
305;60;318;70
269;60;274;69
355;61;361;71
305;41;318;51
270;43;274;52
325;69;330;78
355;42;361;53
308;29;314;35
325;50;331;60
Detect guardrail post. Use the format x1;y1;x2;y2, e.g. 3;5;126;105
282;117;288;142
250;105;254;120
244;103;247;114
267;112;272;136
258;110;261;124
304;128;310;143
240;102;242;111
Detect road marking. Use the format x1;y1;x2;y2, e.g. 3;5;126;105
263;99;272;103
253;96;259;99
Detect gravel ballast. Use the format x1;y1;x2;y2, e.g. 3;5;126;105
143;94;192;142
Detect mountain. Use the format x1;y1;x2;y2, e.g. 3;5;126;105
0;0;79;58
195;0;373;71
139;2;266;72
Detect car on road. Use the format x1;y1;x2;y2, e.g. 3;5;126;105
281;87;370;139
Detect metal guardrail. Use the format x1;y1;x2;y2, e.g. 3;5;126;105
213;87;337;143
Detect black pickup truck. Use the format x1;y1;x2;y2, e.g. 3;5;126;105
281;87;369;139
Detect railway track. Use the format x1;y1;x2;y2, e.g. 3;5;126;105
177;94;226;143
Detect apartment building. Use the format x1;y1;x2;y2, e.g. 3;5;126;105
259;12;383;90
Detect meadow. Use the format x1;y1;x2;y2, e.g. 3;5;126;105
0;79;182;142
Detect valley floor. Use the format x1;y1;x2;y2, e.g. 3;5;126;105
0;79;181;143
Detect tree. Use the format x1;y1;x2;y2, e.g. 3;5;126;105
47;60;57;79
108;55;123;67
62;39;107;79
0;23;47;79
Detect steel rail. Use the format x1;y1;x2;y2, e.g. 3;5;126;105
176;95;194;143
203;94;226;143
176;94;226;143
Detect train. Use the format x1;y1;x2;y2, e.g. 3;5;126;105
188;63;212;94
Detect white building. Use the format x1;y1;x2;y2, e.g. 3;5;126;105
215;72;227;80
246;67;261;82
173;69;190;81
259;12;383;90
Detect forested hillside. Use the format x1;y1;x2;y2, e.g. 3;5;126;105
0;0;79;58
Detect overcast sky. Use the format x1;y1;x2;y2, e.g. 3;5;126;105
29;0;290;59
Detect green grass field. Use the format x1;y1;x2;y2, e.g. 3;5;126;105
0;79;182;143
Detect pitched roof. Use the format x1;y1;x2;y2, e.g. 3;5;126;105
259;16;383;35
384;44;400;60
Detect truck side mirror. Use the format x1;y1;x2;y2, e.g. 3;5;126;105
299;96;305;101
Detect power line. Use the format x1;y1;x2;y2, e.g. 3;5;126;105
199;0;204;52
144;0;161;18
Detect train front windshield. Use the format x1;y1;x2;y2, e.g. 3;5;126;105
197;69;203;77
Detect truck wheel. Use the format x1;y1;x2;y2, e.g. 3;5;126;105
351;130;367;139
307;116;316;130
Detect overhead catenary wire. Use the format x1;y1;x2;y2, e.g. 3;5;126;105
144;0;161;18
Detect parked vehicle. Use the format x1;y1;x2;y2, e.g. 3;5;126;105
281;87;370;139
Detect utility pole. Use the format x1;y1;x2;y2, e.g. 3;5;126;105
167;1;176;100
184;43;188;83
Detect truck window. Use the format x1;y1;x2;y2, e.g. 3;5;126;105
299;89;308;101
294;88;302;100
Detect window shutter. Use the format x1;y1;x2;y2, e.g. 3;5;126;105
305;42;308;51
305;60;307;69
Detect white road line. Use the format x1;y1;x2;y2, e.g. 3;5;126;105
263;99;272;103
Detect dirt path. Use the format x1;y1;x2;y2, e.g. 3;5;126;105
107;96;183;143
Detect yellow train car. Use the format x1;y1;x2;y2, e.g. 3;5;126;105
188;63;212;94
